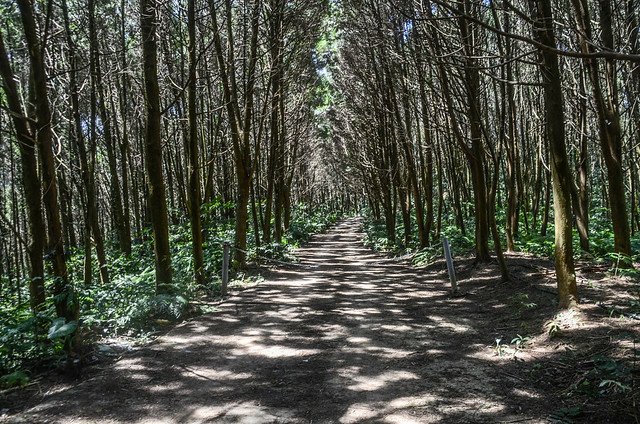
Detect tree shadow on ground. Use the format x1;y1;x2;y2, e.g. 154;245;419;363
6;219;639;423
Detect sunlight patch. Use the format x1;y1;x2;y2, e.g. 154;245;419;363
511;388;541;399
347;370;419;391
364;345;413;359
180;367;253;381
337;307;381;316
426;315;474;333
440;397;505;415
384;413;426;424
377;324;414;332
231;344;320;358
340;404;378;423
347;336;370;344
388;395;437;409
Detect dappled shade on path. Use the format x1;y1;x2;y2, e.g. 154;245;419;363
15;219;563;423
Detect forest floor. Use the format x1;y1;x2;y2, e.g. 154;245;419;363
2;218;639;423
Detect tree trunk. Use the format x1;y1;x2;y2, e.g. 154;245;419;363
571;0;632;266
17;0;78;323
529;0;579;308
0;30;46;313
187;0;205;286
141;0;173;293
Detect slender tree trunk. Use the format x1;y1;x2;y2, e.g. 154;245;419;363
209;0;260;268
0;30;46;313
458;1;491;261
529;0;578;308
89;0;130;255
68;0;110;286
17;0;78;323
573;69;590;252
571;0;632;266
187;0;205;286
141;0;172;293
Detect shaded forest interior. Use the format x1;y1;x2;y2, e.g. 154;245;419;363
0;0;639;421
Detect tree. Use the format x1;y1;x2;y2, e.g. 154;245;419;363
528;0;578;308
187;0;205;286
141;0;172;293
17;0;78;322
570;0;633;267
0;30;46;313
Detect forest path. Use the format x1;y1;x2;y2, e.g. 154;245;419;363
14;218;549;423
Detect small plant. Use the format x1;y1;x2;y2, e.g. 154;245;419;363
510;334;531;349
511;292;537;310
608;252;634;275
570;355;633;398
47;318;78;341
598;379;631;394
546;320;561;338
494;338;507;357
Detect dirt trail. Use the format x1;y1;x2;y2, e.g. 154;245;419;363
10;218;554;423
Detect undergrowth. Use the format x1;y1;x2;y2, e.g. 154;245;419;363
0;203;341;385
361;207;640;272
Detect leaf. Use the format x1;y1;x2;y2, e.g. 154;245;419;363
47;319;77;340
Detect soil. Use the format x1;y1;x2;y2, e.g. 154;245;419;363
2;218;639;423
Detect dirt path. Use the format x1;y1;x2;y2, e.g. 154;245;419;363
11;218;556;423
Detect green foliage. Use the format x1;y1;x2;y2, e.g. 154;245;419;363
287;204;340;245
569;355;633;398
411;225;476;266
514;208;640;266
362;219;396;252
0;370;29;389
546;321;562;338
247;204;341;264
510;293;538;318
494;338;507;357
361;208;476;264
127;294;189;325
510;334;531;349
0;204;339;379
515;232;556;257
47;318;77;340
0;307;68;376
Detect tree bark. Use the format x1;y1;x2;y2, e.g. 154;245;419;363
187;0;205;286
529;0;579;308
17;0;78;323
570;0;632;266
141;0;173;293
0;30;46;313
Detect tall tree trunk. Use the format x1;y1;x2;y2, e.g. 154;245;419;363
209;0;260;268
141;0;172;293
89;0;130;256
17;0;78;323
187;0;205;286
571;0;632;266
67;0;110;286
0;30;46;313
573;69;590;252
458;0;491;261
529;0;579;308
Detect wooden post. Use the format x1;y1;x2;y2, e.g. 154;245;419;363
221;241;230;295
443;238;458;294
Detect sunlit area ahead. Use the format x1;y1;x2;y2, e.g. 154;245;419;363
0;0;639;422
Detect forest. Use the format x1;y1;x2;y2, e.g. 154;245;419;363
0;0;639;422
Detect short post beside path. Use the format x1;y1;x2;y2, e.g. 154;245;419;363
221;242;230;296
443;238;458;294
